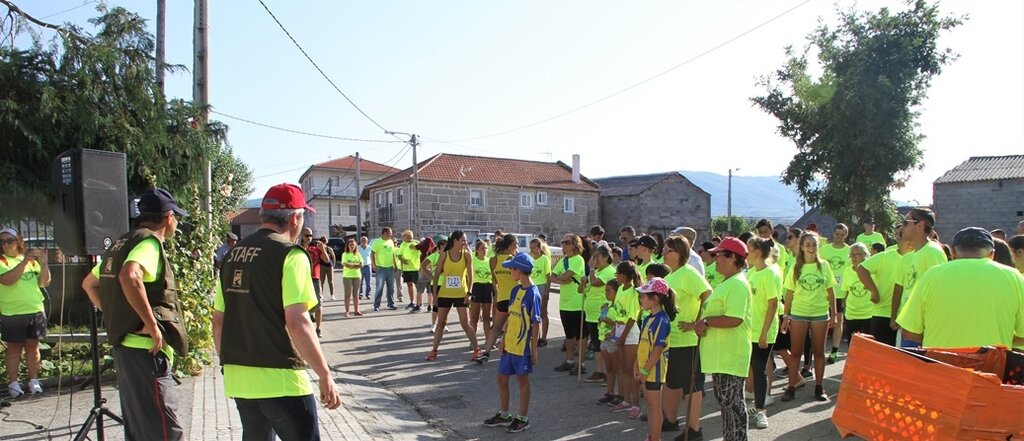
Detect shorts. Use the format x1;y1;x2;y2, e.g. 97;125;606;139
623;323;641;345
417;273;432;293
584;322;600;352
645;381;664;391
560;310;583;339
538;284;550;299
844;318;871;341
437;297;467;309
773;317;791;350
402;271;419;284
0;313;47;343
835;298;846;313
666;346;704;394
790;314;829;323
496;300;510;315
311;279;322;310
600;338;618;353
471;283;494;304
498;352;533;376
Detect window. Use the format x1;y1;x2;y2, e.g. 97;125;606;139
469;189;483;207
397;188;405;205
349;205;358;216
330;176;340;188
386;190;393;205
375;192;382;208
520;192;533;208
333;204;341;216
563;196;576;213
536;191;548;205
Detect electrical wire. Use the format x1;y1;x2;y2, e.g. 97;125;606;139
212;110;403;144
39;0;97;20
439;0;813;143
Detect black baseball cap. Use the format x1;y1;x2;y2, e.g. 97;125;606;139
138;188;188;217
951;227;993;249
636;236;658;250
861;217;875;224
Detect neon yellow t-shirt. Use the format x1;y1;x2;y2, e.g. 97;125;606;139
472;255;492;285
665;265;712;348
637;310;670;383
584;265;616;324
0;255;45;316
783;261;836;317
748;265;782;344
613;285;640;325
896;259;1024;348
370;238;396;268
859;248;903;318
777;250;795;278
705;261;724;289
215;248;317;399
637;260;652;284
819;243;851;291
898;241;948;295
427;252;442;284
397;240;420;271
554;255;585;311
856;232;886;249
700;273;752;377
530;254;551;285
841;266;873;320
341;252;362;278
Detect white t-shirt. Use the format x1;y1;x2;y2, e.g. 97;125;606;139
688;251;706;277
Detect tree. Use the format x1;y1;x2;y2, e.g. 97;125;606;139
0;4;253;374
752;0;962;237
712;216;752;239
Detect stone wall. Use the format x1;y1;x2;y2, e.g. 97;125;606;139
600;175;712;242
933;179;1024;241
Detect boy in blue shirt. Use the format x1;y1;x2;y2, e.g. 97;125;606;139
483;252;541;433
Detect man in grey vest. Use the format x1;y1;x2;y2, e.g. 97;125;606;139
81;188;189;441
214;183;341;440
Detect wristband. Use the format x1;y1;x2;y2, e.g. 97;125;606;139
639;367;650;377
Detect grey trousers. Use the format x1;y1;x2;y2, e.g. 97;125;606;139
112;345;183;441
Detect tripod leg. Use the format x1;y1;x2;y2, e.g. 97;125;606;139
73;409;99;441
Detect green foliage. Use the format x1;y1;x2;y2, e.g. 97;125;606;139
711;216;754;238
0;6;253;374
752;0;962;228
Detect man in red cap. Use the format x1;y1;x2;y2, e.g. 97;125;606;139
214;183;341;439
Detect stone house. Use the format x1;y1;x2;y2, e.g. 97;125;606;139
298;155;399;238
933;155;1024;241
361;153;600;242
592;172;711;242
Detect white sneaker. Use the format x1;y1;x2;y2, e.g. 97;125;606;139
430;324;437;334
764;394;775;407
28;379;42;395
755;411;769;429
8;381;24;398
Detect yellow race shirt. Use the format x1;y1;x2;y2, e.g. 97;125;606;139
584;265;616;324
0;254;45;316
898;241;948;296
437;251;469;299
705;261;724;289
613;285;640;325
554;255;585;311
397;240;420;271
215;248;317;399
492;253;515;303
341;252;362;278
856;232;886;249
819;243;851;291
896;259;1024;348
530;254;551;285
637;310;670;383
637;260;652;284
783;261;836;317
370;238;396;268
841;266;873;320
472;255;492;285
748;265;782;344
859;248;904;318
665;265;712;348
700;273;752;377
504;285;542;356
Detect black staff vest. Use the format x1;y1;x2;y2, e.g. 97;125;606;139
219;228;307;369
98;228;188;355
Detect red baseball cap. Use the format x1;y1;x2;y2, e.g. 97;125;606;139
709;237;748;258
261;183;316;213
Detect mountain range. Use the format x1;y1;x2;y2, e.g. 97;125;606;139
679;170;806;220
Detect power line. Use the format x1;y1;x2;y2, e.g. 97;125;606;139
440;0;813;143
39;0;96;20
257;0;395;137
212;110;403;144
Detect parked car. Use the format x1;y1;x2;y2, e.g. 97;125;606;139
326;238;346;268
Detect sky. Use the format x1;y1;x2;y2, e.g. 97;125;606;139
14;0;1024;206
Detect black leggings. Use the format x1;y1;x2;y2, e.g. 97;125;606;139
749;343;774;409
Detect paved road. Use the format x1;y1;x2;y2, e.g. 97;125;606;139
318;281;849;441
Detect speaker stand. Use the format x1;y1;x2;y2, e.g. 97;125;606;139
73;306;123;441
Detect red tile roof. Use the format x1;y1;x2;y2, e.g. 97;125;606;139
230;208;262;225
313;155;398;174
365;153;599;192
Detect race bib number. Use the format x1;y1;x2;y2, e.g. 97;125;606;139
445;276;462;289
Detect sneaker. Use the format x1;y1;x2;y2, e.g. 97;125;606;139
373;307;380;312
640;411;648;422
412;306;422;312
583;372;605;383
674;428;704;441
794;375;808;389
826;352;838;364
484;412;514;427
569;364;587;375
28;379;42;395
662;418;680;432
774;367;788;379
406;303;415;309
8;381;24;398
800;368;813;379
506;416;530;433
316;329;322;338
387;306;398;310
608;395;624;407
430;325;437;334
398;297;404;303
425;350;438;361
597;393;615;405
755;411;769;429
610;401;632;413
628;406;642;419
473;351;490;364
537;338;548;347
554;361;575;372
780;386;796;402
814;385;829;402
764;394;775;407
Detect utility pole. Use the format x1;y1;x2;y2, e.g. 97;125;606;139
355;153;362;239
411;134;419;235
193;0;211;219
727;168;735;236
156;0;165;94
327;178;333;239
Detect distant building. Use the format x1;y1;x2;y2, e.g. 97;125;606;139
362;153;600;241
228;208;261;239
933;155;1024;241
791;206;916;243
592;172;711;242
298;156;399;238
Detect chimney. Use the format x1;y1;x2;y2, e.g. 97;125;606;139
572;154;581;183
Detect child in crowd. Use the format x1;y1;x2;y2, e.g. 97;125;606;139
635;277;677;441
597;280;622;405
611;261;643;416
483;252;541;434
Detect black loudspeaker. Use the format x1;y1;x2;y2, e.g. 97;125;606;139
52;148;129;255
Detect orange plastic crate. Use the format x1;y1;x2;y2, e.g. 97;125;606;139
832;334;1024;440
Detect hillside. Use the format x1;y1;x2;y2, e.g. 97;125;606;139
680;170;806;220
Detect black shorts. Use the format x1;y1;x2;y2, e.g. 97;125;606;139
773;316;791;350
585;322;600;352
0;313;47;343
496;300;510;315
402;271;419;283
471;283;494;304
844;318;872;341
437;297;467;309
666;346;704;394
645;381;664;391
836;298;846;313
560;310;583;339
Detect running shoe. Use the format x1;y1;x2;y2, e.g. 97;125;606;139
800;368;813;379
28;379;42;395
607;395;624;407
780;386;796;402
553;361;575;372
662;418;680;432
627;406;642;419
331;295;336;300
484;412;514;427
387;306;398;310
583;372;605;383
826;352;838;364
8;381;23;398
316;329;322;338
473;351;490;364
774;367;788;379
755;411;769;429
406;303;415;309
610;401;632;413
597;393;615;405
412;306;422;312
373;307;380;312
425;350;438;361
674;428;704;441
398;296;404;303
814;385;829;402
506;416;530;433
430;325;437;334
569;364;587;376
537;338;548;347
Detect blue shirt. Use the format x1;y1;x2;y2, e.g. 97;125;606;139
358;244;372;267
504;285;542;357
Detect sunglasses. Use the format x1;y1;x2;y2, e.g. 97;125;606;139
902;219;919;226
304;234;313;238
1;238;16;245
561;240;571;245
713;251;734;258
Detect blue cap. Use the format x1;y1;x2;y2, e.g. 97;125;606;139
951;227;993;249
501;251;535;272
138;188;188;217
